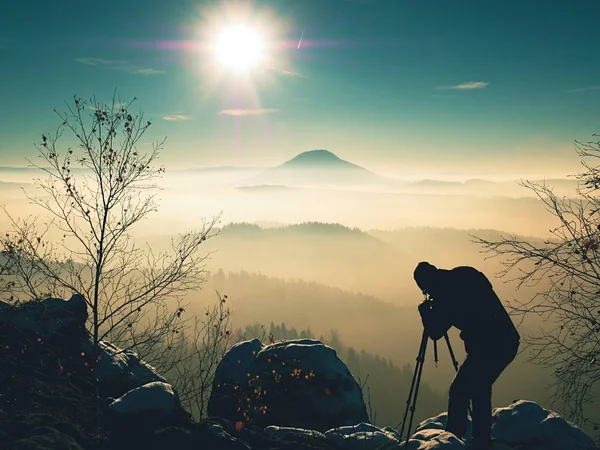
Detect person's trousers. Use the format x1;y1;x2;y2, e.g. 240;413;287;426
445;340;519;447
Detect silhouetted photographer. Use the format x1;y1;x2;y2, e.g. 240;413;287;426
414;262;520;450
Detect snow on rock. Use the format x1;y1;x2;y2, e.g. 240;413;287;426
403;400;598;450
193;420;252;450
208;338;369;432
325;422;400;450
414;413;472;442
82;339;167;398
265;426;328;441
109;382;177;415
491;400;596;450
401;429;466;450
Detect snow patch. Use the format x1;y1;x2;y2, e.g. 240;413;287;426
109;382;176;415
325;422;400;449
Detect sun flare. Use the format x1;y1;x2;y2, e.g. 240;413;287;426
214;25;263;70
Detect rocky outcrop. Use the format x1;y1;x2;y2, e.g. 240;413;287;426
134;401;598;450
0;295;165;399
2;296;598;450
0;294;87;340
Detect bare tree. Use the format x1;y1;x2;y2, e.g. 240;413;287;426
471;136;600;435
0;93;221;356
162;291;234;420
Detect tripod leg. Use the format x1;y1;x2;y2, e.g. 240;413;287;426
405;342;427;446
399;330;428;440
444;333;459;373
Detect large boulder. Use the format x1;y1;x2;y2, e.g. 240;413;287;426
208;338;369;431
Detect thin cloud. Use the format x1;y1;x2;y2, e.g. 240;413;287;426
135;68;165;75
218;109;279;116
75;57;165;75
265;66;307;78
163;114;191;121
436;81;489;90
565;86;600;94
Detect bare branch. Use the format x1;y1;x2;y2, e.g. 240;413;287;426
471;142;600;437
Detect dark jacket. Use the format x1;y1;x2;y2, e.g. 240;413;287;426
419;266;520;355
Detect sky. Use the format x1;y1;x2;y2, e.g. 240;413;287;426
1;0;600;178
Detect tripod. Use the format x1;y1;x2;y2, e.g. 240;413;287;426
398;329;471;448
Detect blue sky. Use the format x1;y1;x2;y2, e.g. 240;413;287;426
1;0;599;177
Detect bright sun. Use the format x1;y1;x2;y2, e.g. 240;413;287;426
214;25;263;70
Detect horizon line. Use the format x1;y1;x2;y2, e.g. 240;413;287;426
0;164;577;183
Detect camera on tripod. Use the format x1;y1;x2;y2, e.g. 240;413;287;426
418;293;436;321
397;296;470;449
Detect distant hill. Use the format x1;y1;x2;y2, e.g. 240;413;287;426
244;149;392;187
235;184;292;192
400;178;579;198
142;221;416;302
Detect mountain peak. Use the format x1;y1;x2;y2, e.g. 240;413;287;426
244;149;390;187
281;150;358;169
290;150;342;163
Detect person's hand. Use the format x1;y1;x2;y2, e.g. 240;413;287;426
418;299;431;316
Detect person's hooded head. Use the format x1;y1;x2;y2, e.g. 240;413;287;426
413;261;439;296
